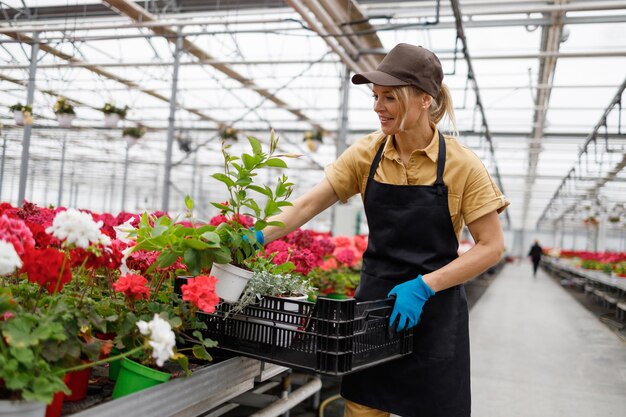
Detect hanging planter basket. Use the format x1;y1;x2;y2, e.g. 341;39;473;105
13;111;25;126
56;113;75;128
303;130;323;152
104;113;121;128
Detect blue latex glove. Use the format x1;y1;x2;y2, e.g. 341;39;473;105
242;228;265;247
388;275;435;332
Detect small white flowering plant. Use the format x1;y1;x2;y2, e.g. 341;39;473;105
0;240;22;277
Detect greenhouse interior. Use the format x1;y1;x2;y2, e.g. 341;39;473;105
0;1;624;416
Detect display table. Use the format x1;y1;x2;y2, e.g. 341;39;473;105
71;357;311;417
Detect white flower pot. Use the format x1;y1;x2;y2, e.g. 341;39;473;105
104;113;121;128
123;135;140;147
56;113;74;128
211;263;254;303
0;400;45;417
13;111;24;126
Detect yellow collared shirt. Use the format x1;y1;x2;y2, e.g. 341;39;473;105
324;125;510;239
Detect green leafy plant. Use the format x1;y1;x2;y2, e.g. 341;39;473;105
122;126;146;139
9;103;32;113
303;129;323;143
52;97;75;115
102;102;129;119
132;197;227;276
211;131;296;268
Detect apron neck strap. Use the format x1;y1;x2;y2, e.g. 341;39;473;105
435;131;446;186
367;131;447;186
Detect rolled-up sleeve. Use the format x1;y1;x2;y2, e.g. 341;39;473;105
324;145;362;203
461;164;510;225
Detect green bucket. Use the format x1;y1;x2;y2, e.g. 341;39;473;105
108;348;122;381
111;358;170;399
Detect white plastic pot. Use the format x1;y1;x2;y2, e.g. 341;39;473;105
13;111;24;126
211;263;254;303
0;400;45;417
123;135;140;147
56;113;75;128
104;113;121;128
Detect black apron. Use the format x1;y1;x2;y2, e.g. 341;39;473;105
341;132;471;417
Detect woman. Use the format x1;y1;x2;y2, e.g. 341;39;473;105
262;43;509;417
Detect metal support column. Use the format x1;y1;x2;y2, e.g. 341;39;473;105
161;29;183;212
17;32;39;206
0;134;7;201
191;137;198;202
57;135;67;207
121;142;131;211
331;65;352;234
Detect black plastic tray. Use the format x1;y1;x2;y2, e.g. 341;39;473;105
197;296;413;376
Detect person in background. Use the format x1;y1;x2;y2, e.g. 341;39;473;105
528;240;543;277
261;43;509;417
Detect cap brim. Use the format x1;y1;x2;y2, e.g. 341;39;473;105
351;71;410;86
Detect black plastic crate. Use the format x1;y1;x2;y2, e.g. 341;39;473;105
197;296;413;376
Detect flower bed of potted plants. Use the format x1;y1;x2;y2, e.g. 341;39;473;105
101;103;129;128
52;97;75;128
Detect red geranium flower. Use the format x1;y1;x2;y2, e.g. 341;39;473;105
20;246;72;293
181;275;220;313
0;214;35;255
112;274;150;300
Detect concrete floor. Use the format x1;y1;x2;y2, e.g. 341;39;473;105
470;261;626;417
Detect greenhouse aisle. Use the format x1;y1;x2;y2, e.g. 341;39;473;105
470;261;626;417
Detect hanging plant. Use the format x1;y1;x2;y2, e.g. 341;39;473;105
122;126;146;139
220;126;238;142
303;130;323;152
102;103;128;128
608;216;621;224
583;216;599;226
9;103;32;125
53;97;75;115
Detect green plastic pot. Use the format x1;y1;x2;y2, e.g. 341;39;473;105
108;348;122;381
111;358;170;399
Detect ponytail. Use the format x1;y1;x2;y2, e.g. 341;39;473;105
429;83;457;135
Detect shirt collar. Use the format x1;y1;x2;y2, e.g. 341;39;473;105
381;122;440;163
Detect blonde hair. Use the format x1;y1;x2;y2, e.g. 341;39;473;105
391;83;458;135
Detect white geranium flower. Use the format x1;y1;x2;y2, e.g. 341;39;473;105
0;241;22;275
136;314;176;367
46;208;110;249
114;218;136;244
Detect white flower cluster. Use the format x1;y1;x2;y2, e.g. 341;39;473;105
46;208;111;248
136;314;176;367
0;241;22;276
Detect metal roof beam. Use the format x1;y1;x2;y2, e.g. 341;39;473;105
103;0;321;130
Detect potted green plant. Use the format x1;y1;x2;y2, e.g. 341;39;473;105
0;288;70;417
122;126;146;146
52;97;75;128
101;103;129;128
303;129;323;152
209;131;296;302
8;103;32;126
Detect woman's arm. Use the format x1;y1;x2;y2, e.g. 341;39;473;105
263;178;340;244
423;211;505;292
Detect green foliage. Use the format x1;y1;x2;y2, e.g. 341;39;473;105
0;288;70;404
101;102;129;118
9;103;32;113
122;126;146;139
211;131;296;268
52;97;75;115
132;211;227;275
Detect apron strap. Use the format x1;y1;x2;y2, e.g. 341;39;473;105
367;132;447;186
434;131;446;187
368;137;387;180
